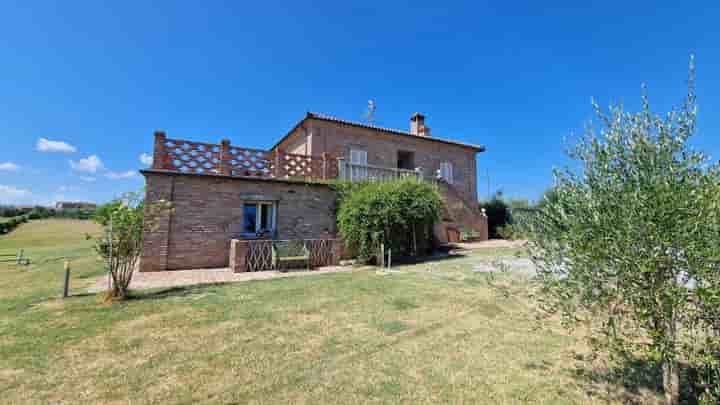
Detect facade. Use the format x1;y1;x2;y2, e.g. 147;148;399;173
141;112;487;272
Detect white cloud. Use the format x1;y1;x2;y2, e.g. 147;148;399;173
37;138;77;153
0;185;32;204
105;170;138;180
57;185;80;192
70;155;104;173
78;176;96;182
0;162;19;171
139;153;153;166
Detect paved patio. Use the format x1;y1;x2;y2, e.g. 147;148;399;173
88;265;356;293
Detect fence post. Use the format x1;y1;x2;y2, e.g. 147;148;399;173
219;139;231;175
63;261;71;298
379;242;385;268
153;131;168;169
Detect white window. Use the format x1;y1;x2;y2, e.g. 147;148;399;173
349;149;368;180
439;162;453;184
242;202;276;237
350;149;367;165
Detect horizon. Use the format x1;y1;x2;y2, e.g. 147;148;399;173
2;1;719;205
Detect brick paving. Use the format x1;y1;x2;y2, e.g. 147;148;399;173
88;266;355;293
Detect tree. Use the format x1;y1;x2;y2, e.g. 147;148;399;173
335;178;442;262
525;57;720;404
92;193;170;300
479;194;511;238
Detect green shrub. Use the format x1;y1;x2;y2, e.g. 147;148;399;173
334;178;442;262
478;197;510;238
495;224;515;240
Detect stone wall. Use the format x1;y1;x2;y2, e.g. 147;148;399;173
141;171;338;271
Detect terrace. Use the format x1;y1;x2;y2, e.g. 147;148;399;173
150;131;423;183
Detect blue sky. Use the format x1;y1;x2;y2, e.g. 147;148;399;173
2;1;719;205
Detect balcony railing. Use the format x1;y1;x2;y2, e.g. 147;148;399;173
338;159;423;182
150;132;423;183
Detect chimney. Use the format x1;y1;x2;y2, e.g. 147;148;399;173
410;112;431;136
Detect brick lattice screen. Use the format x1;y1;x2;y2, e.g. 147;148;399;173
231;239;341;272
152;132;337;181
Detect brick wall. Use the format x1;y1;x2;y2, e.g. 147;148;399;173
141;171;338;271
305;119;479;207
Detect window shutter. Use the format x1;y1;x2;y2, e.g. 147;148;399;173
350;149;367;165
440;162;453;184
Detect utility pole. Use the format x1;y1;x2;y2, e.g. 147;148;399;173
486;169;491;199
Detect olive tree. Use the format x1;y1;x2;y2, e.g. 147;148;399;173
526;57;720;404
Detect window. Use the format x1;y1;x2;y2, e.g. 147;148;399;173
242;202;276;236
350;149;367;165
349;149;368;180
439;162;453;184
397;150;415;170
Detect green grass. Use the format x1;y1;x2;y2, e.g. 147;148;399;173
0;220;663;404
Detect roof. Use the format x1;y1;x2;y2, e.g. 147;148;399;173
271;112;486;152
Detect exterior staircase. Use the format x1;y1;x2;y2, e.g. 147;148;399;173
434;181;488;244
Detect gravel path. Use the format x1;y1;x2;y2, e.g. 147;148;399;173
472;257;537;276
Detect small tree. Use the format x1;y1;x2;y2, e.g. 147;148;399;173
525;57;720;404
92;193;170;300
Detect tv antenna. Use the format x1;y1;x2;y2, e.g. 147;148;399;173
364;99;376;124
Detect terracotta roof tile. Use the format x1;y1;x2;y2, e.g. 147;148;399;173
271;112;486;152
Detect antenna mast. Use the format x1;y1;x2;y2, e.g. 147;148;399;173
364;100;376;124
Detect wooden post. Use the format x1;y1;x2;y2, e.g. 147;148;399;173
63;261;70;298
379;242;384;268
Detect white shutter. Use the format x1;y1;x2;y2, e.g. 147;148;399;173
440;162;453;184
349;149;368;181
350;149;367;165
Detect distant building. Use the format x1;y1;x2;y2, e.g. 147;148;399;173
15;205;36;214
55;201;97;211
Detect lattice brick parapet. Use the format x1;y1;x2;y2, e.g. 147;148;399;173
226;146;273;178
152;132;337;181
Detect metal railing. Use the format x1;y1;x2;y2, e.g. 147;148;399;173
337;159;423;182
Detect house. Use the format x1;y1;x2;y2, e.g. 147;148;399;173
141;112;488;272
55;201;97;211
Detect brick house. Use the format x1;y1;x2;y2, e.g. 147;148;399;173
141;112;487;272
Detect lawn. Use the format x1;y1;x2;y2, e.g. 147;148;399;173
0;220;663;404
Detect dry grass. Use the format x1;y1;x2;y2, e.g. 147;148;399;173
0;220;664;404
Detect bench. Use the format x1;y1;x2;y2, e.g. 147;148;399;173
272;240;310;272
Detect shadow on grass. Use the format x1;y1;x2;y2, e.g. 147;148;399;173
128;283;226;301
566;353;702;404
389;252;469;266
